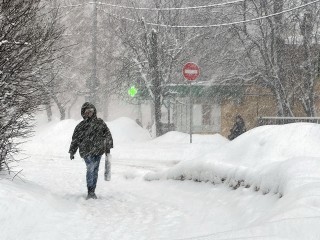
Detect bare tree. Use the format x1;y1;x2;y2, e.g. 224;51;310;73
100;0;225;135
222;0;320;117
297;0;320;116
43;0;93;121
0;0;64;172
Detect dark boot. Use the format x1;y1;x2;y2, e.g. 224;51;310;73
89;192;97;199
86;187;97;200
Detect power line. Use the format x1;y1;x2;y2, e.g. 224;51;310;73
49;4;85;9
99;0;320;29
91;0;245;11
51;0;244;10
59;4;84;8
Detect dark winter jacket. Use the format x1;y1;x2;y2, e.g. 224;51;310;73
228;116;246;140
69;102;113;158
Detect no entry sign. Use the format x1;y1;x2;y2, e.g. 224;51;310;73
183;62;200;81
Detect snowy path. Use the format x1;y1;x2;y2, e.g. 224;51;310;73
7;119;320;239
16;150;278;240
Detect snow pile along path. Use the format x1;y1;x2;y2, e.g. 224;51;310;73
145;123;320;198
22;117;152;158
3;118;320;240
107;117;152;144
111;130;228;168
0;178;95;240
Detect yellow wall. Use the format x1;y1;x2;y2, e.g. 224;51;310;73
220;83;320;137
221;88;276;137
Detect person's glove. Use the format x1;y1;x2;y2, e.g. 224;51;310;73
70;153;75;160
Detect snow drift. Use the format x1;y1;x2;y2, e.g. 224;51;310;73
145;123;320;198
3;119;320;239
22;117;151;157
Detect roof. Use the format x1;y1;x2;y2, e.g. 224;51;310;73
136;82;246;100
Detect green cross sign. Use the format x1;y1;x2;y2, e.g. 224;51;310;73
128;86;138;97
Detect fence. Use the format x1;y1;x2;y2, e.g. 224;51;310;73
257;117;320;126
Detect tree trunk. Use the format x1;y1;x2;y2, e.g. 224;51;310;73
103;93;109;121
87;0;99;107
45;95;52;122
150;29;162;137
273;0;292;116
67;95;78;119
300;3;315;116
52;94;65;120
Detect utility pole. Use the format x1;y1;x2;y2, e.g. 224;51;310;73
243;0;247;34
189;82;193;143
301;0;315;116
150;29;162;137
87;0;99;106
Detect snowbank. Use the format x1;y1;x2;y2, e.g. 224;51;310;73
0;178;93;240
107;117;151;144
22;117;151;157
151;131;228;144
222;123;320;166
145;123;320;198
112;131;228;163
3;119;320;239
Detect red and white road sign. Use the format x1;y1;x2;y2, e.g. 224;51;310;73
182;62;200;81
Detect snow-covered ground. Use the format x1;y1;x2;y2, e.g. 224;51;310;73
2;116;320;240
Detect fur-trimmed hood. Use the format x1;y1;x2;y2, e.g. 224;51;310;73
81;102;97;119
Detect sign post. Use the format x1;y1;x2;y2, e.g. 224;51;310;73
182;62;200;143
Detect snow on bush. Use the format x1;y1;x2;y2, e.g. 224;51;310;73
145;123;320;198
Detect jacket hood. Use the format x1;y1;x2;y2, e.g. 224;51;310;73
81;102;97;119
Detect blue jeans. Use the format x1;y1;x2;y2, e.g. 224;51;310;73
84;155;102;191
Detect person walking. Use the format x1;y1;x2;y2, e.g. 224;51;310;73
228;115;246;140
69;102;113;200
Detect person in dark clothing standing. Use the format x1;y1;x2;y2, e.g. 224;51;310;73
69;102;113;200
228;115;246;140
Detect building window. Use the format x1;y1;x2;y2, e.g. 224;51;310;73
202;104;212;125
